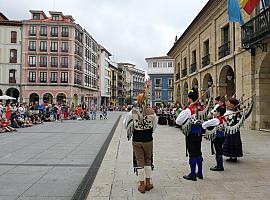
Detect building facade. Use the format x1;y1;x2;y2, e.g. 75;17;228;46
0;13;22;101
98;46;111;106
83;29;99;108
117;63;126;106
168;0;270;130
109;61;118;107
21;10;88;106
145;56;174;107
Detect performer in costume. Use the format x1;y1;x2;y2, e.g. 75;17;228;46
175;88;204;181
202;105;226;171
123;92;157;193
223;98;243;162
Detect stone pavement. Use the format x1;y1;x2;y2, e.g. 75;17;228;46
0;112;121;200
88;116;270;200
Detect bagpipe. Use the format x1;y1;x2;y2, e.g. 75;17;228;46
204;94;255;141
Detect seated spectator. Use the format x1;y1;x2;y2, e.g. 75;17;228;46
1;118;16;132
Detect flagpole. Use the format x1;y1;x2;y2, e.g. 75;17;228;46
261;0;266;10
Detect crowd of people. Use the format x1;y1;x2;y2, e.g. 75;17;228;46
0;102;108;133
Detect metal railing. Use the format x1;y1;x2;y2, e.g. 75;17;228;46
218;41;231;59
190;62;197;74
202;54;210;67
182;68;187;77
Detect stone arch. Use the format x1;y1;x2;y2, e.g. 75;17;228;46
202;73;213;100
57;93;67;105
29;93;39;104
6;88;19;100
72;94;78;107
183;81;189;105
257;53;270;129
43;92;53;104
191;78;199;90
218;65;235;98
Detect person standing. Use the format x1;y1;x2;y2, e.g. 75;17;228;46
123;93;157;193
202;105;226;171
5;102;11;120
91;103;97;120
176;88;204;181
223;98;243;162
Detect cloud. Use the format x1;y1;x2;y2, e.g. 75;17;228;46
1;0;208;69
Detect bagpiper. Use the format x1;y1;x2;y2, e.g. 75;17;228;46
123;92;157;193
175;88;204;181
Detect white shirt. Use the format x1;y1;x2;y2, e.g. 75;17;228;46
202;118;220;129
175;108;191;125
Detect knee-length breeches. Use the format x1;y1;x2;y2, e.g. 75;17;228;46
186;134;202;158
133;141;153;167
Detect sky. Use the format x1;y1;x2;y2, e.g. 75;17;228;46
1;0;209;69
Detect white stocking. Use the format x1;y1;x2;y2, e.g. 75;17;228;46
145;166;152;179
137;168;145;182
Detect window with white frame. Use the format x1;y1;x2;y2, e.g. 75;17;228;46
154;91;162;99
61;72;68;83
168;78;173;88
155;78;162;88
29;71;36;82
28;56;36;66
40;72;47;83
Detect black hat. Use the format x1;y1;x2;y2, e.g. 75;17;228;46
188;88;198;102
215;96;221;101
228;98;239;106
216;105;226;116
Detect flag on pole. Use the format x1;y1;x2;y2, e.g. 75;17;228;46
264;0;269;7
240;0;260;14
227;0;245;25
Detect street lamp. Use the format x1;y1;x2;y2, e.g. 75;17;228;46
227;71;233;81
207;77;213;87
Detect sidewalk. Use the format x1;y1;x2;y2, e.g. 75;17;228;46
87;116;270;200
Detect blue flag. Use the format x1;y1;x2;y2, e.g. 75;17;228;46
227;0;244;25
264;0;269;7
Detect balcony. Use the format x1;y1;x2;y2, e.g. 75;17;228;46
51;63;58;68
29;63;36;67
40;48;47;52
9;78;16;84
61;63;68;68
29;31;36;36
40;62;47;67
202;54;210;67
74;65;82;71
218;41;231;59
61;32;69;37
50;48;58;53
61;48;69;53
182;68;187;78
175;72;180;81
74;50;82;56
242;7;270;49
51;32;58;37
9;58;17;63
40;32;47;37
168;85;174;89
28;47;36;51
50;79;57;83
190;62;197;74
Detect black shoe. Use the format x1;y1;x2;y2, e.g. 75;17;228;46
210;166;224;171
196;173;203;179
226;158;237;163
183;174;197;181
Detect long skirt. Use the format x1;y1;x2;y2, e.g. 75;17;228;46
223;131;243;158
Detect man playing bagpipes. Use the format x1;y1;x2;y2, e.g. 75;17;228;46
175;88;204;181
202;105;226;171
123;87;158;193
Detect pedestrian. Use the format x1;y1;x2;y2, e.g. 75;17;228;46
222;98;243;162
176;88;204;181
5;102;11;120
123;93;157;193
91;103;97;120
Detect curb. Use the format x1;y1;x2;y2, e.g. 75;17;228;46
71;115;122;200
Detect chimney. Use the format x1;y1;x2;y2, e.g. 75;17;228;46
174;35;178;44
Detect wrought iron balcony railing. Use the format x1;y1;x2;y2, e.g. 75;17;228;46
175;72;180;81
182;68;187;78
218;41;231;59
202;54;210;67
190;62;197;74
242;7;270;49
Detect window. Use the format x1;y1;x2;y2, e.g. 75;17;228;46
28;56;36;67
152;62;157;68
10;49;17;63
183;57;187;69
9;69;16;83
61;42;68;52
203;40;210;56
61;72;68;83
40;56;47;67
29;26;37;36
61;27;69;37
40;26;47;36
163;62;167;68
168;62;173;67
155;78;162;88
40;72;47;83
33;14;40;20
51;57;58;67
51;42;58;52
168;91;173;101
51;72;58;83
158;62;162;67
192;50;196;64
61;57;68;68
29;71;36;82
29;41;36;51
11;31;17;43
154;91;162;99
168;78;173;89
222;25;230;44
52;15;60;21
51;27;58;37
40;41;47;51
